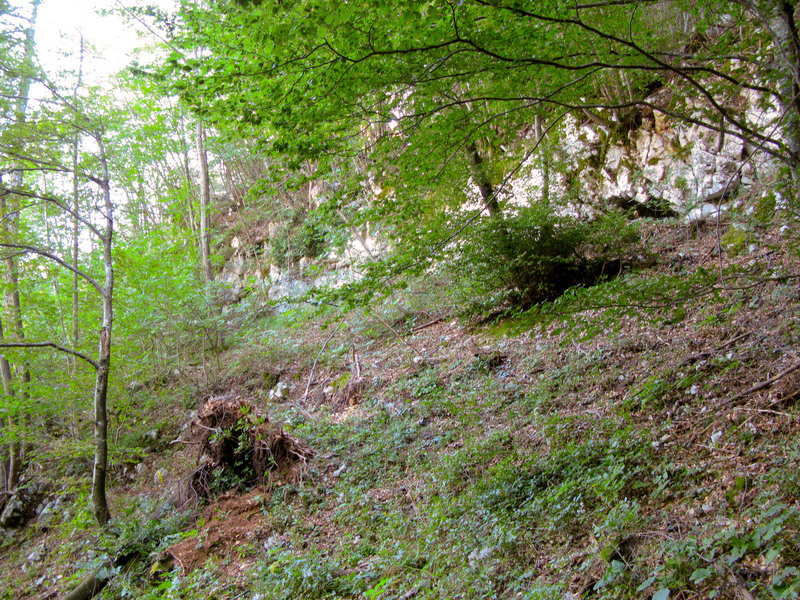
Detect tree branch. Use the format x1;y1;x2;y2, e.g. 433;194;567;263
0;186;104;239
0;243;103;295
0;341;99;370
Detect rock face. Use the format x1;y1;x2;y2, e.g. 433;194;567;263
511;91;777;213
218;91;778;306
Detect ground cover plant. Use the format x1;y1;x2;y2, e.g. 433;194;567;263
2;212;799;600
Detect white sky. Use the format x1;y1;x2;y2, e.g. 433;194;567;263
35;0;172;85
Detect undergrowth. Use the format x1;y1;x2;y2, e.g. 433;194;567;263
5;221;800;600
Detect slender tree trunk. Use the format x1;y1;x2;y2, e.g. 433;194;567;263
72;37;84;357
534;115;551;205
0;317;19;490
91;139;114;528
196;121;213;283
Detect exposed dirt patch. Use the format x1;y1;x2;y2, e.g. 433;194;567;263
168;490;269;573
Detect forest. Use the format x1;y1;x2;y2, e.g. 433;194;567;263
0;0;799;598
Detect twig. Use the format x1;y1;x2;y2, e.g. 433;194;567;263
741;408;793;418
724;360;800;405
371;311;426;358
289;403;313;419
302;325;341;400
412;316;445;332
715;331;753;351
679;331;757;366
351;345;362;380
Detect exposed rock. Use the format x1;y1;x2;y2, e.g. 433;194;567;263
268;381;290;401
37;495;69;527
0;482;45;528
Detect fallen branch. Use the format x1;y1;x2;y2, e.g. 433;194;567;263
724;361;800;405
679;331;754;367
302;325;340;400
62;561;112;600
62;551;136;600
412;316;444;332
372;311;425;358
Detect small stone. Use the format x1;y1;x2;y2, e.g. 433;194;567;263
269;382;290;400
154;469;167;485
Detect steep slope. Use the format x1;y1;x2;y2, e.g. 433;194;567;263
2;218;799;599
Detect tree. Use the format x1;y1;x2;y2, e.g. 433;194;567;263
0;0;38;499
166;0;800;266
0;62;117;526
196;120;214;283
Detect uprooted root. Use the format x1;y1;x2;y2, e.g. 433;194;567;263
188;394;314;498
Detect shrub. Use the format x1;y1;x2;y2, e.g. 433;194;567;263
447;203;640;314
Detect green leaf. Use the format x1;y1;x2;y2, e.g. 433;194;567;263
652;590;670;600
690;567;713;584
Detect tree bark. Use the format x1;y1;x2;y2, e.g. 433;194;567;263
0;0;39;495
196;121;213;283
534;115;551;205
91;138;114;528
767;0;800;191
740;0;800;190
0;317;19;491
72;36;84;357
467;141;499;216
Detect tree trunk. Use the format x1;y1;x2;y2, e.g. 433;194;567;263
534;115;551;205
0;0;39;494
467;141;499;216
769;1;800;191
0;317;19;491
72;36;84;357
91;139;114;528
746;0;800;190
196;121;213;283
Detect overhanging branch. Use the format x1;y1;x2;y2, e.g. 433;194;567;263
0;342;99;370
0;243;104;295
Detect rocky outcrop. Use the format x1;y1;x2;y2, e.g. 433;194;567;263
219;90;779;306
511;89;778;215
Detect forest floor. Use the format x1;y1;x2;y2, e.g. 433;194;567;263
2;218;800;599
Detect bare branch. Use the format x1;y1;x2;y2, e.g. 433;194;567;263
0;341;99;370
0;186;104;239
0;243;103;295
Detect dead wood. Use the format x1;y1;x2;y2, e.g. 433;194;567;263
187;395;315;498
412;317;444;332
466;338;507;368
724;360;800;405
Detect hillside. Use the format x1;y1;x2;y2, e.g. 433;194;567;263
1;215;798;600
0;1;799;598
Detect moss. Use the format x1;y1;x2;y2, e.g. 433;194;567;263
754;193;776;225
721;227;748;255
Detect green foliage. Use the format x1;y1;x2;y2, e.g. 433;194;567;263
447;204;641;314
254;549;359;599
638;503;800;598
269;211;327;269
